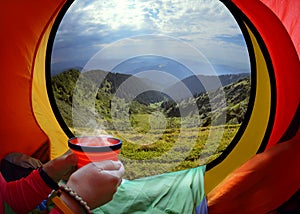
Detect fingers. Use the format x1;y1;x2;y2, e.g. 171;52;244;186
54;150;78;167
61;150;78;165
75;160;125;183
92;160;125;180
43;151;78;182
93;160;122;171
66;160;125;209
102;162;125;178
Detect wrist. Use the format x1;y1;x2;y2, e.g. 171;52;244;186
58;191;84;214
42;161;61;183
38;167;59;190
58;185;92;214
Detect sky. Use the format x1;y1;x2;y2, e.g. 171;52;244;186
51;0;251;77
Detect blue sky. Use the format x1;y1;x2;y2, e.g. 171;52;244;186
51;0;250;76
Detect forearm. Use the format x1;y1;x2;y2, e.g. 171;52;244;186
2;169;52;213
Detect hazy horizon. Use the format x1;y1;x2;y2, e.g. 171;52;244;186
50;0;250;77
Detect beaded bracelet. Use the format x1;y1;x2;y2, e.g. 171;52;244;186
59;184;92;214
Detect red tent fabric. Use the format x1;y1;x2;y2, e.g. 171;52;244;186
233;0;300;148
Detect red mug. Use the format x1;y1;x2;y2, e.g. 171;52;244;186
68;136;122;168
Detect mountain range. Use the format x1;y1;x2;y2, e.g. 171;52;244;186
51;68;251;128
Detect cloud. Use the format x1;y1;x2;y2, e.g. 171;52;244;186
51;0;250;75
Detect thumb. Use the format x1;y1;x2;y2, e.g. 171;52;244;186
63;151;78;166
43;151;78;182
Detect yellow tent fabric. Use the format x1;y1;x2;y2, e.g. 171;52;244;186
204;23;272;192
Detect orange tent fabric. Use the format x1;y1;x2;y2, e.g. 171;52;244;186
207;129;300;214
206;1;300;212
0;0;66;160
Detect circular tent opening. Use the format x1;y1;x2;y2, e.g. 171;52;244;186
47;0;251;179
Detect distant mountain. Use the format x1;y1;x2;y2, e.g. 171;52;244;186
51;59;86;76
164;73;250;100
78;69;170;105
112;55;196;86
51;68;251;128
51;68;170;124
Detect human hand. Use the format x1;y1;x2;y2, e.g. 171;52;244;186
43;150;78;183
66;160;125;209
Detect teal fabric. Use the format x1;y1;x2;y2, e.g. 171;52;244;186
93;166;206;214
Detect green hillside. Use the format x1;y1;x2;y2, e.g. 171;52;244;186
162;77;251;125
51;68;251;179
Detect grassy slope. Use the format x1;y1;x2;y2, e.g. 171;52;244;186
51;69;250;179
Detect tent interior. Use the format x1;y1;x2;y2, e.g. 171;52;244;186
0;0;299;213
